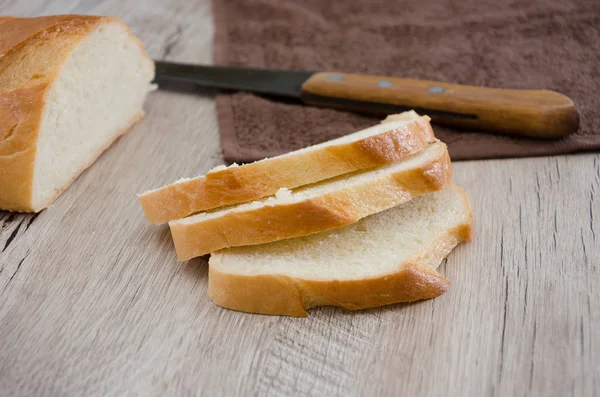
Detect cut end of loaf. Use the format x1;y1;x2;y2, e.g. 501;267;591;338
29;19;154;211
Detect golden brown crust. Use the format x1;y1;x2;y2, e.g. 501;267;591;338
169;143;451;260
208;266;450;317
0;17;15;26
207;221;473;317
0;16;105;93
0;15;152;212
139;116;436;224
0;84;46;211
0;15;100;53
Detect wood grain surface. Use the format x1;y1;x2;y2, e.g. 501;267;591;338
0;1;598;396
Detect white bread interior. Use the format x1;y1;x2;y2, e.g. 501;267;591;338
31;21;154;210
208;184;473;316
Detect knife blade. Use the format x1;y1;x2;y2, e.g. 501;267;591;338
154;60;580;139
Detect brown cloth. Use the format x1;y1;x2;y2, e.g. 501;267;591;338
212;0;600;162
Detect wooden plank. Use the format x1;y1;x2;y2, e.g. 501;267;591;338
0;1;598;396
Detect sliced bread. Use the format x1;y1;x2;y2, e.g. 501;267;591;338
138;111;435;224
208;184;473;317
169;141;451;260
0;15;154;212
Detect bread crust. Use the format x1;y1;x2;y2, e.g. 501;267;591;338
0;84;46;211
0;15;152;212
169;142;451;260
207;221;473;317
139;115;436;224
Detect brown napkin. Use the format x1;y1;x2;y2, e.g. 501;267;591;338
212;0;600;162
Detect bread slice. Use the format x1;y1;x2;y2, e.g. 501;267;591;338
208;184;473;317
138;111;435;224
169;141;451;260
0;16;154;212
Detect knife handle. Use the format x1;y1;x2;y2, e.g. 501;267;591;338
300;72;580;139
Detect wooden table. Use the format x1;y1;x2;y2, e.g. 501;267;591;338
1;1;598;396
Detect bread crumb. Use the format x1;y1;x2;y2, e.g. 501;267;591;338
275;188;292;199
208;163;239;173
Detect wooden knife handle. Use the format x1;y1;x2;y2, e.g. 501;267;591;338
301;72;580;139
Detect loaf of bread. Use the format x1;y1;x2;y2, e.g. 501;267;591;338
138;110;436;224
0;15;154;212
208;184;473;317
170;141;451;260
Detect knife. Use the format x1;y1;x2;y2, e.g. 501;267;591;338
154;61;580;139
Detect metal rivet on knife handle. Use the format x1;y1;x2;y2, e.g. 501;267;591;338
377;81;393;88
